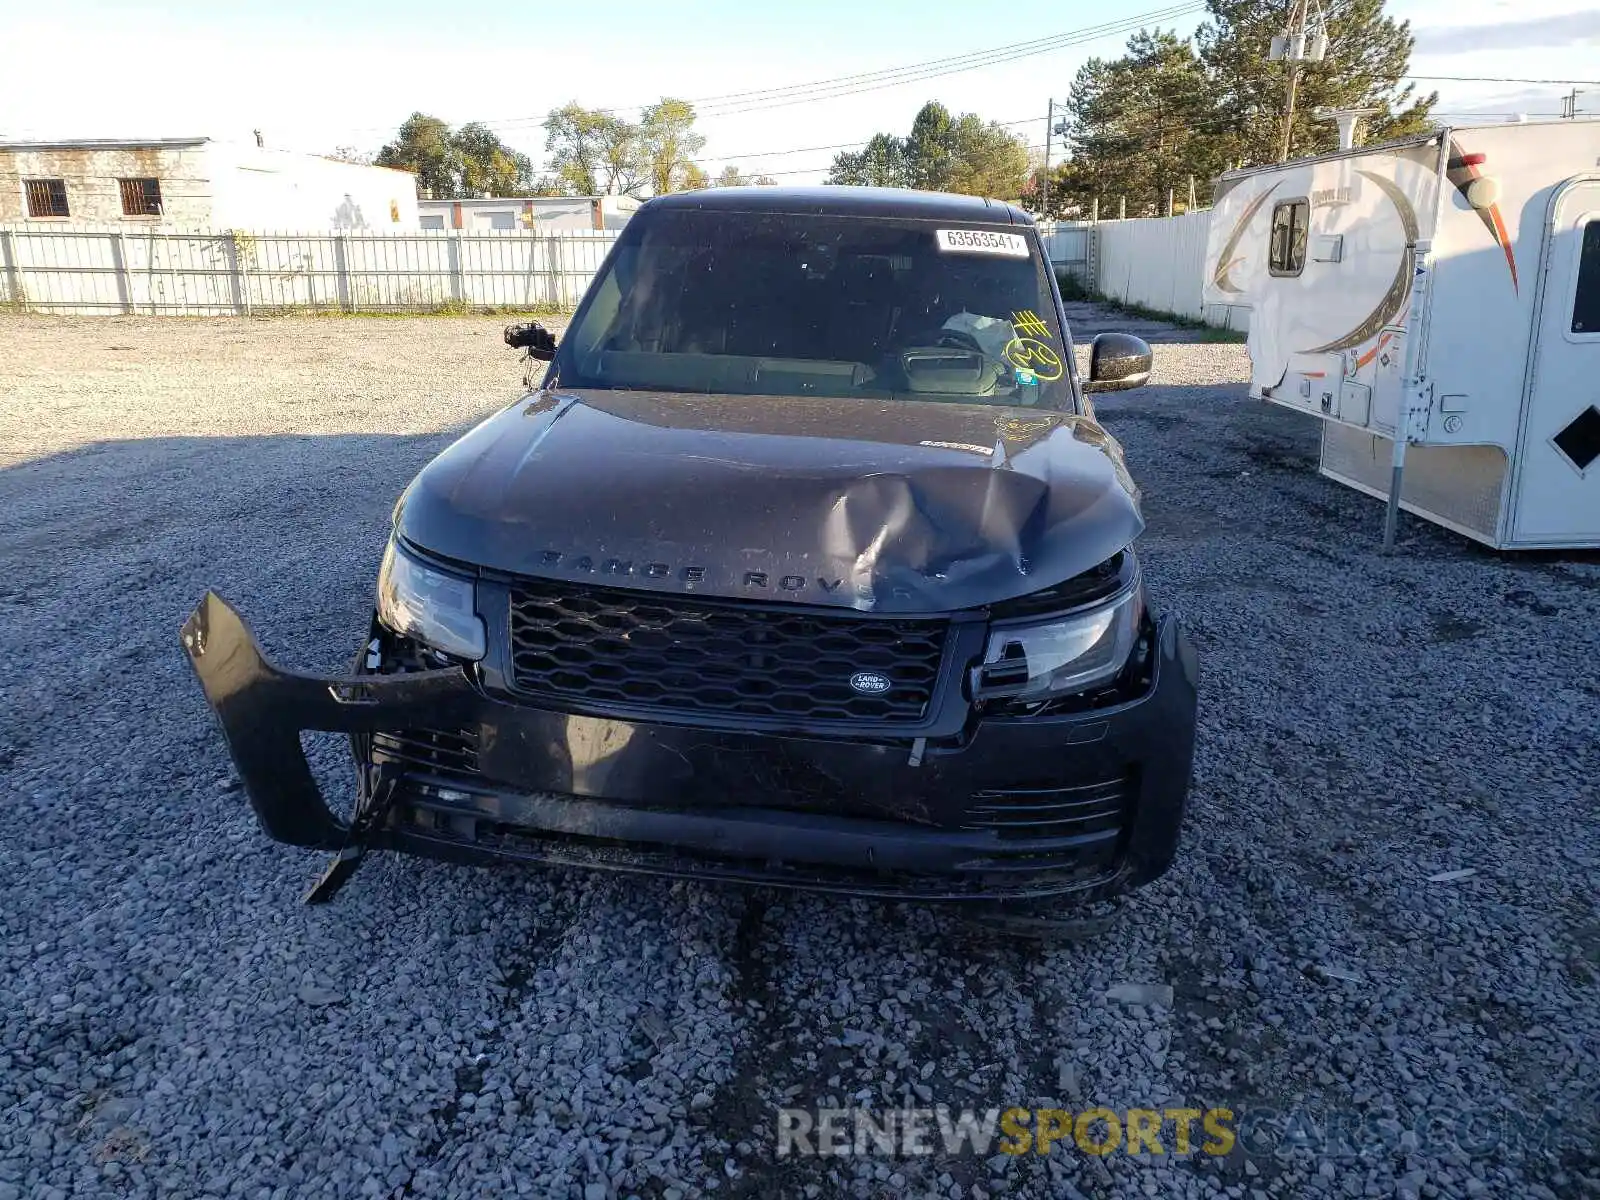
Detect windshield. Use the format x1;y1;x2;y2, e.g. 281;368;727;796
553;209;1075;408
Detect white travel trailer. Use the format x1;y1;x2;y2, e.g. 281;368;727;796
1203;121;1600;549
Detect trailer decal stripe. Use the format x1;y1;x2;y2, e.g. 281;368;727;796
1211;183;1280;295
1354;331;1394;371
1300;171;1419;355
1487;204;1518;293
1446;138;1519;294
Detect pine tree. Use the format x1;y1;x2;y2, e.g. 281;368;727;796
1059;32;1218;217
1197;0;1436;166
905;102;954;190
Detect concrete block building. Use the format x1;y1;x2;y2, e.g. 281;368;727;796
0;138;419;230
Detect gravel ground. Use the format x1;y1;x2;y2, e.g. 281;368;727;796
1;310;1596;1200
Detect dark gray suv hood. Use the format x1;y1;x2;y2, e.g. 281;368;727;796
396;389;1143;614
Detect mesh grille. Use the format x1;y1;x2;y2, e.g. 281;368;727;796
507;579;948;723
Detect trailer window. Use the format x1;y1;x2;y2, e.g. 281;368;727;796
1573;219;1600;334
1268;200;1308;276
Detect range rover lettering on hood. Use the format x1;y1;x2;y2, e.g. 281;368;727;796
530;550;851;597
397;389;1144;614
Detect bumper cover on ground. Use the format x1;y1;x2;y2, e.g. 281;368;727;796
181;592;1199;901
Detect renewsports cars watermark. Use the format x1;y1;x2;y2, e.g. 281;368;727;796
775;1103;1575;1161
776;1107;1236;1158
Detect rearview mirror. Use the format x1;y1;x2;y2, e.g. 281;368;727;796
1083;332;1153;393
505;321;557;361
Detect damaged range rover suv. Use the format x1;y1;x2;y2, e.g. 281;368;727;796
182;186;1199;906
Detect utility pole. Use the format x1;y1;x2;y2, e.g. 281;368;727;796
1562;88;1584;119
1041;98;1054;219
1270;0;1329;162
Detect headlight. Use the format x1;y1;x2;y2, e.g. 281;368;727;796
973;576;1144;701
376;541;486;661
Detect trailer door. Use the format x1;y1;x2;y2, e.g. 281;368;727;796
1512;178;1600;545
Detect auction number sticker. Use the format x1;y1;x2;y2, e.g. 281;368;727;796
935;229;1030;258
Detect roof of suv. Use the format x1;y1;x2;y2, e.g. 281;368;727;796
643;185;1035;225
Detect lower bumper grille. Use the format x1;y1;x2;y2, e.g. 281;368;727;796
371;728;483;786
962;776;1130;839
506;578;949;724
396;814;1124;900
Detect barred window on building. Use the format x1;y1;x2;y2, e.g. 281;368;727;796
25;178;69;218
119;178;163;217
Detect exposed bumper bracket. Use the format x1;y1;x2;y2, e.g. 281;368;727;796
304;764;403;905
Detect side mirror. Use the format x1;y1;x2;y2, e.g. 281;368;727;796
505;321;557;361
1083;332;1153;393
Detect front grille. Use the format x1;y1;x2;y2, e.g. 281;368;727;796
370;728;482;786
507;579;948;723
961;776;1130;839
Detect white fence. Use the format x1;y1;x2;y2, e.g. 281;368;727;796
1038;221;1093;284
0;225;621;315
1091;211;1249;332
0;216;1247;331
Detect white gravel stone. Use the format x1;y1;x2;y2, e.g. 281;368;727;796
0;307;1595;1199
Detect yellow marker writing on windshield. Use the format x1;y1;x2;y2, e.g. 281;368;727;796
1011;310;1052;339
1004;337;1063;381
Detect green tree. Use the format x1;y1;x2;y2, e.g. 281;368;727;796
715;164;749;187
375;113;458;198
680;162;712;191
1059;58;1138;214
1058;32;1219;217
640;99;708;193
454;122;534;197
827;109;1028;199
542;103;642;196
943;114;1031;200
1025;161;1077;219
827;132;910;187
904;101;954;190
375;114;536;198
1198;0;1436;165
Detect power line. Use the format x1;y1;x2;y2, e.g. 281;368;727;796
1402;74;1600;86
344;3;1203;136
687;6;1206;117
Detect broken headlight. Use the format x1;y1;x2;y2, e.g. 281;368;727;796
376;541;486;661
973;572;1144;701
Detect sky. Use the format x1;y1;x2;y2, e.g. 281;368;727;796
2;0;1597;185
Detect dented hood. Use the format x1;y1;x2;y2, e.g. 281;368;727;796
397;389;1143;613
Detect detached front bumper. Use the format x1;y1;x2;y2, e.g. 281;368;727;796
181;592;1199;902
